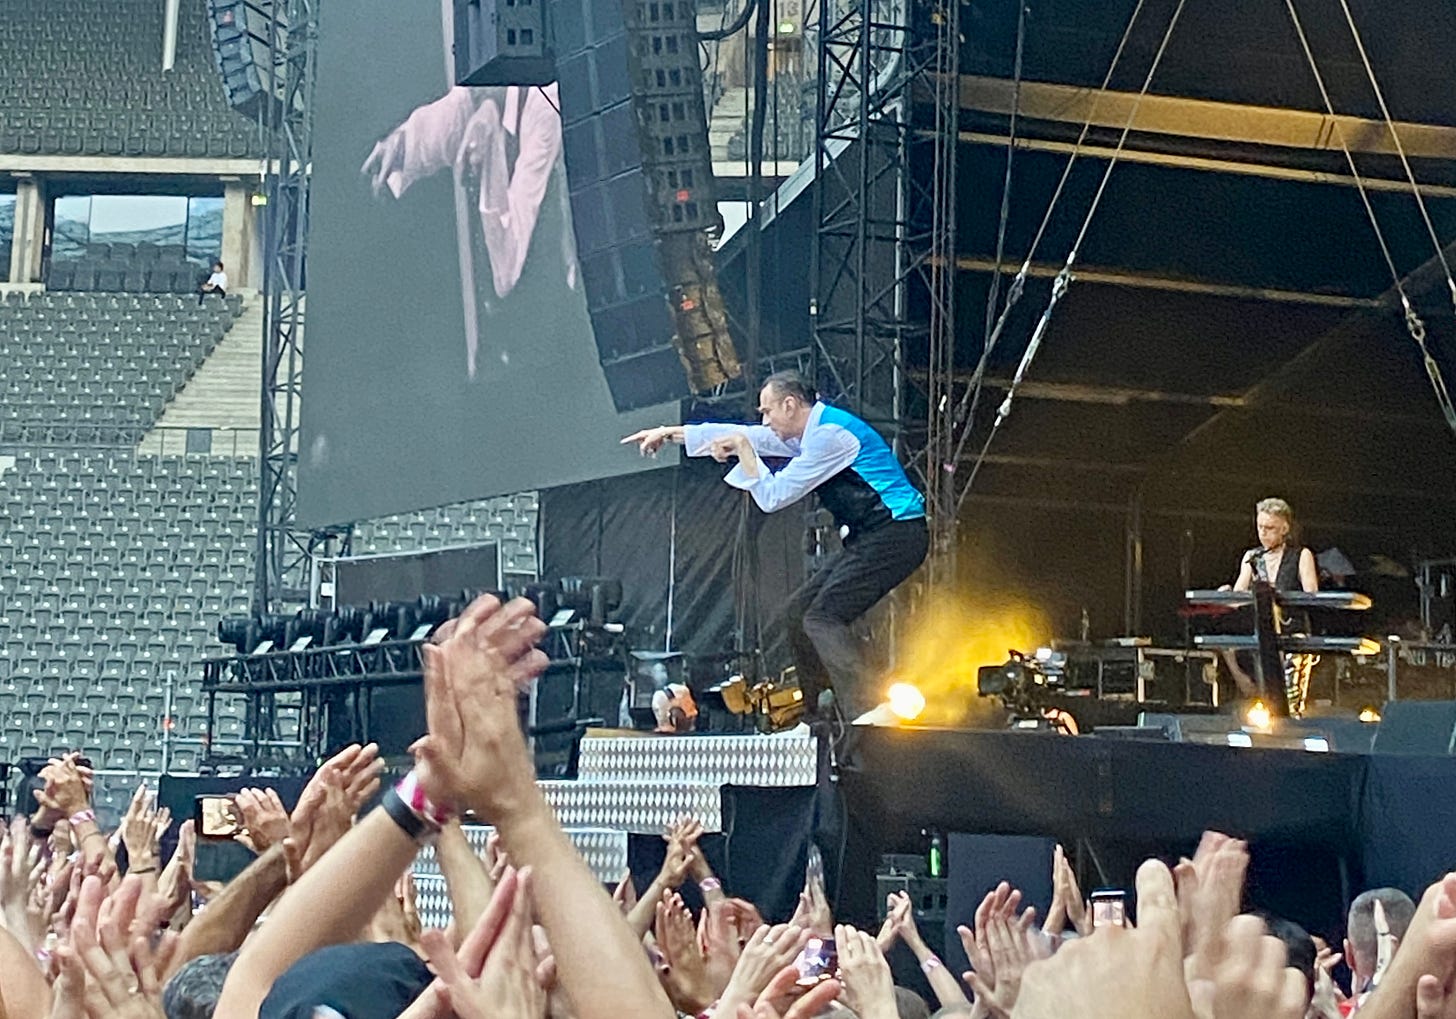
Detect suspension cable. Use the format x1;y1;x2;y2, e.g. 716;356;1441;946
1336;0;1456;312
955;0;1190;512
949;0;1149;469
1284;0;1456;437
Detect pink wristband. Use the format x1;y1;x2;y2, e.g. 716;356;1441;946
67;809;96;827
921;955;943;974
394;771;454;829
699;877;722;893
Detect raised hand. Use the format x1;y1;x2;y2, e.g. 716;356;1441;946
716;923;813;1016
35;754;93;820
1184;914;1307;1019
120;784;165;872
963;914;1050;1018
655;891;715;1013
232;787;291;855
836;924;900;1019
0;816;45;951
1177;831;1249;965
732;961;842;1019
1014;860;1197;1019
411;595;549;818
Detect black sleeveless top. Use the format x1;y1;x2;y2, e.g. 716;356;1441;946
1247;543;1304;591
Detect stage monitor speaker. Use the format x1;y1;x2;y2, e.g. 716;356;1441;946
549;0;739;412
453;0;555;85
204;0;275;118
943;835;1055;978
1371;700;1456;755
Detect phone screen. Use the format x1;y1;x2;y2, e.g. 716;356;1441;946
1091;890;1126;929
795;937;838;985
194;795;244;841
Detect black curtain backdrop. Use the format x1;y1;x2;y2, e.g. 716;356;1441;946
541;457;806;666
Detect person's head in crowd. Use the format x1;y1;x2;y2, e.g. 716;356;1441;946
1345;887;1416;984
1257;913;1316;1001
894;985;932;1019
257;942;432;1019
163;951;240;1019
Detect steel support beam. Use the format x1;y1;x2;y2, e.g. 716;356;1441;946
955;74;1456;161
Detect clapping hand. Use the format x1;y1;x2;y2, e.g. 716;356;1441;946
836;924;900;1019
1184;915;1308;1019
1013;861;1197;1019
232;787;290;854
410;594;550;819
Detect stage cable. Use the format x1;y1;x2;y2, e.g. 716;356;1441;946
1283;0;1456;438
957;0;1029;459
956;0;1190;512
948;0;1149;479
1336;0;1456;312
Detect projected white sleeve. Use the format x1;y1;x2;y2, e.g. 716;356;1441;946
725;426;860;513
379;87;476;197
682;423;801;459
477;84;562;298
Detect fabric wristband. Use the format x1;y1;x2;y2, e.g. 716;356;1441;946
68;809;96;827
381;787;433;844
394;771;454;828
699;877;722;893
921;955;943;974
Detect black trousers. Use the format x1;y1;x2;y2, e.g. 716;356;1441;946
786;517;928;720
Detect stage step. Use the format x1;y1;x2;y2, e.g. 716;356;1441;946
537;778;724;834
577;730;820;789
413;824;627;929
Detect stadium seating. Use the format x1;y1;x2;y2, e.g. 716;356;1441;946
0;448;540;787
0;291;240;443
51;243;211;295
0;0;260;159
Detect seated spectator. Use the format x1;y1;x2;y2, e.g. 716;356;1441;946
199;260;227;304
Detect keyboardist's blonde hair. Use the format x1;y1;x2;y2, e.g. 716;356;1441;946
1256;497;1294;522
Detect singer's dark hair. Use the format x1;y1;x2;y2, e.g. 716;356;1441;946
762;370;817;406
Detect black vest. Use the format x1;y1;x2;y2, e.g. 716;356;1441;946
1249;543;1304;591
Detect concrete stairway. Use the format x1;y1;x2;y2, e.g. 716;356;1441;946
137;290;265;456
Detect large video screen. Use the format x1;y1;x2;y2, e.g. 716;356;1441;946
297;0;673;527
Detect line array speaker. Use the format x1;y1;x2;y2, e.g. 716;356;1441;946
551;0;739;412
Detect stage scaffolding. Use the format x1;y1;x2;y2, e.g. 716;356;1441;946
252;0;336;613
810;0;960;583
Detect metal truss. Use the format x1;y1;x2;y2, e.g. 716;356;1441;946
809;0;960;579
254;0;319;613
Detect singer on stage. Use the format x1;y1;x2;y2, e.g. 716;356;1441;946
622;370;927;725
1229;497;1319;715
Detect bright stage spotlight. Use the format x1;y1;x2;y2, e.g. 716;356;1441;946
1358;706;1382;724
887;682;926;722
1245;700;1272;731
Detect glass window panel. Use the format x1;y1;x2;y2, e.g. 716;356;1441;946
88;195;188;248
0;193;14;274
185;196;224;266
52;196;92;261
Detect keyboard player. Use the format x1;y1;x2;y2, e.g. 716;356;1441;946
1225;497;1320;715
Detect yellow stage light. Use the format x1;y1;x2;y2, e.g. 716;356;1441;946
1358;706;1382;723
887;682;926;722
1245;700;1271;731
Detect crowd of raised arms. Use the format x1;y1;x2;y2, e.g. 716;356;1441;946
0;594;1453;1019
